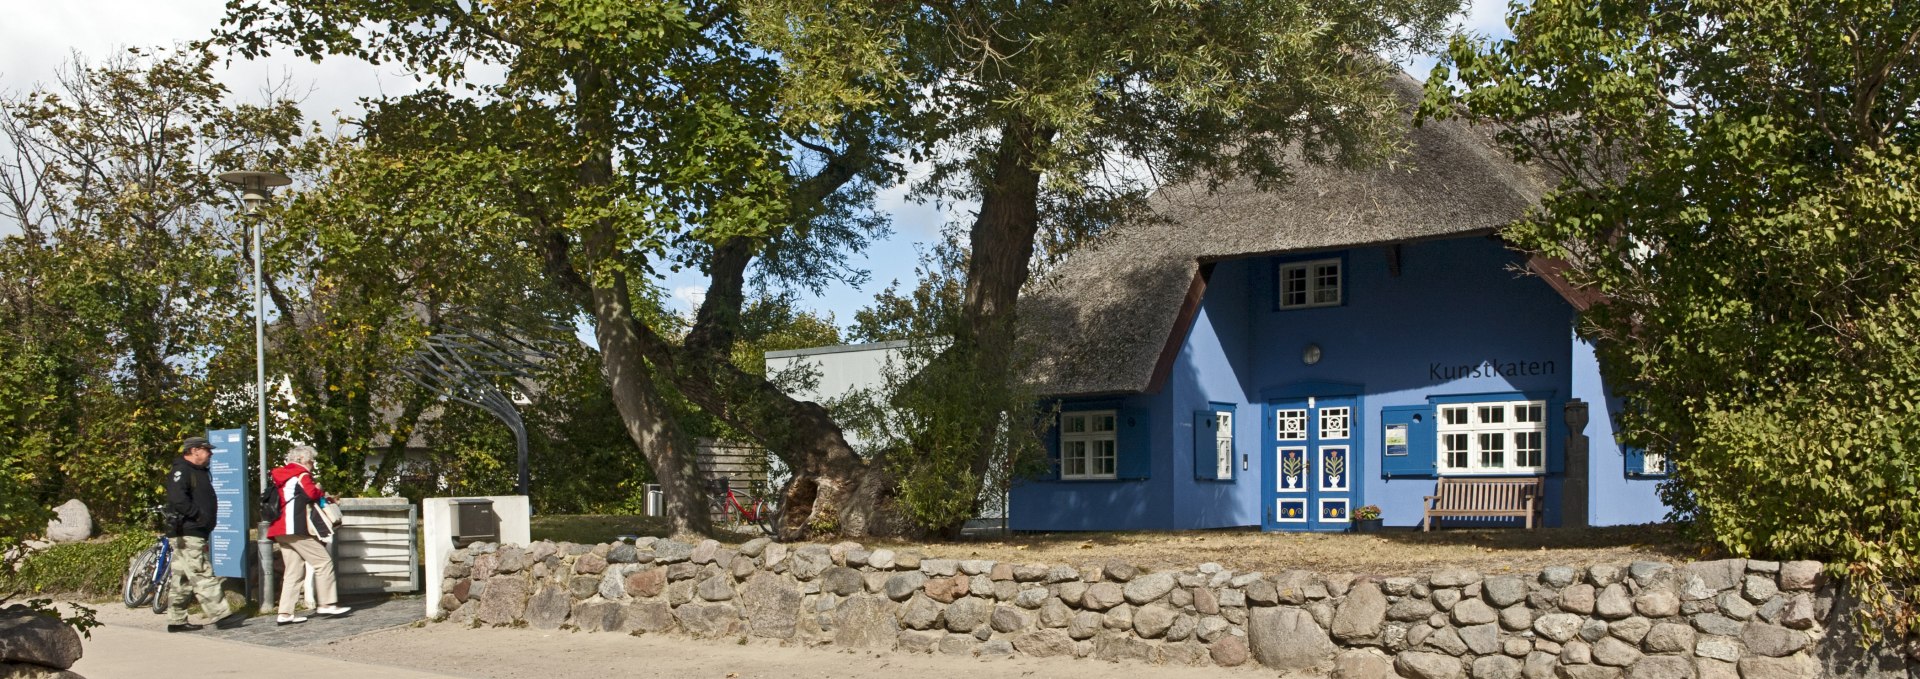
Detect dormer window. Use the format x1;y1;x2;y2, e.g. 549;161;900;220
1279;258;1342;309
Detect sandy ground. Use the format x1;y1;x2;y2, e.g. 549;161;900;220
74;600;1277;679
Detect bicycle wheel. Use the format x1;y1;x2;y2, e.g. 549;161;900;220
122;543;162;608
755;495;780;538
151;566;171;614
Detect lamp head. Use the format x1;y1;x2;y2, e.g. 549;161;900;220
216;170;292;214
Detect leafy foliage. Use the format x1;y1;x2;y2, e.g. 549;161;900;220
2;532;150;599
1427;0;1920;642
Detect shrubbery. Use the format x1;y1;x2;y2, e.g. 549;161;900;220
3;532;150;599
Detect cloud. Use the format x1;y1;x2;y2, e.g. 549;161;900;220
671;285;707;311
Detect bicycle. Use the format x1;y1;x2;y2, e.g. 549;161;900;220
705;477;779;537
121;505;173;613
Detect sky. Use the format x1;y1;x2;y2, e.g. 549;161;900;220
0;0;1513;336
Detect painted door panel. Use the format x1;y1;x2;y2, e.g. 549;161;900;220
1264;396;1359;531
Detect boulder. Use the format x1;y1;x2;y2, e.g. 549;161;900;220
574;552;608;575
1736;654;1819;679
819;566;864;596
476;576;529;624
1534;613;1584;642
1591;637;1643;667
569;599;623;632
738;571;802;638
625;568;666;598
1209;635;1251;667
524;582;572;629
1453;599;1499;626
1460;623;1501;655
1608;616;1652;644
1123;572;1177;605
673;602;741;637
992;605;1030;633
1776;561;1822;591
1642;623;1694;653
1390;596;1439;621
788;545;832;579
1332;581;1388;641
43;501;89;544
1132;604;1176;638
0;610;83;669
1625;656;1694;679
696;573;735;601
1474;655;1524;679
1335;649;1396;679
885;572;927;601
607;542;639;563
1396;651;1467;679
1561;584;1597;614
944;596;993;633
1433;569;1483;587
1484;576;1530;607
924;574;968;603
1014;629;1076;657
1740;623;1809;657
832;595;897;649
1082;582;1125;610
1635;590;1680;618
651;539;692;563
900;593;942;631
1102;560;1138;582
1596;584;1635;619
1248;606;1337;670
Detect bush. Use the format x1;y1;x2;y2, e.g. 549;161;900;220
3;532;151;599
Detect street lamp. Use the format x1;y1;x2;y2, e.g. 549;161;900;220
217;169;290;611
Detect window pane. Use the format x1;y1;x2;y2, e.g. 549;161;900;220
1444;433;1470;469
1313;264;1340;303
1479;432;1505;468
1064;415;1085;433
1096;414;1116;432
1478;406;1504;424
1515;404;1543;423
1276;410;1307;440
1442;407;1469;426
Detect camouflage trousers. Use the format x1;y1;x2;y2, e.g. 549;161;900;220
166;535;231;625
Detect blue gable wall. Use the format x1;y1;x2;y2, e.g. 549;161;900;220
1011;234;1670;532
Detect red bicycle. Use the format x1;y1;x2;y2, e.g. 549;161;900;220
705;477;778;536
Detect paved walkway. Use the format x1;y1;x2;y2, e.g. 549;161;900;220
69;623;457;678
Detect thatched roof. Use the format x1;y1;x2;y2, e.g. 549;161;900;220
1021;73;1552;397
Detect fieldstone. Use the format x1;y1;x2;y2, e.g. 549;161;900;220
736;537;771;557
1123;572;1177;605
1248;606;1337;669
1014;628;1075;657
1779;594;1815;630
1333;581;1388;641
1210;634;1251;666
1013;587;1048;609
607;542;639;563
1563;640;1593;664
1434;588;1463;611
625;568;666;599
1092;633;1155;663
495;546;532;574
1597;584;1635;619
1589;564;1625;587
652;539;692;563
1639;623;1691;654
1166;613;1198;642
1335;649;1396;679
1133;604;1177;638
968;574;995;598
1536;639;1563;654
1426;626;1470;656
1540;567;1578;588
987;605;1027;633
1679;634;1738;662
453;578;476;603
739;571;802;638
1391;597;1440;622
43;500;90;543
1755;596;1787;623
894;629;939;653
1475;655;1524;679
1741;575;1778;604
1716;591;1755;620
1609;616;1652;644
1056;580;1088;606
1189;586;1219;615
1635;589;1680;618
1408;623;1435;647
881;572;926;601
789;546;832;579
1530;589;1563;612
1505;637;1533;657
1244;579;1279;606
1558;666;1624;679
1582;618;1611;642
856;547;890;569
917;558;956;576
1483;576;1529;607
1501;604;1534;631
1101;603;1134;630
959;559;994;576
476;577;529;624
1044;565;1080;583
1396;651;1467;679
924;574;967;603
1454;598;1499;626
1776;562;1821;591
900;593;942;631
819;566;864;596
1462;623;1502;655
1039;598;1072;627
1384;577;1419;595
1434;568;1483;588
622;600;674;632
1011;563;1048;582
1273;570;1326;604
571;599;623;632
1740;623;1807;657
1695;659;1738;679
696;573;735;601
0;610;83;669
762;542;788;569
1736;655;1819;679
1525;652;1558;679
831;595;897;649
1691;613;1743;636
1682;560;1743;592
675;602;742;637
1068;611;1103;640
523;583;571;629
1100;560;1138;582
944;596;993;633
665;562;699;582
1219;588;1246;607
1535;613;1584;642
1083;582;1124;610
1625;656;1694;679
1592;637;1643;667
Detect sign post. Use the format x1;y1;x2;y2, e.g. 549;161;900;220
207;428;250;579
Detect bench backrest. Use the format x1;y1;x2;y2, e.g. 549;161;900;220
1433;477;1542;512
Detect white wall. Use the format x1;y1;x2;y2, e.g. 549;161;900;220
422;495;530;618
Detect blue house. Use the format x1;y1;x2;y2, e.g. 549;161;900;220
1012;77;1669;532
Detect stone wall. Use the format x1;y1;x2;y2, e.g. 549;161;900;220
436;538;1907;678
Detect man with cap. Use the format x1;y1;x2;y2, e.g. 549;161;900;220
163;436;242;631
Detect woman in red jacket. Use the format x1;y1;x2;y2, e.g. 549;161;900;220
270;445;351;624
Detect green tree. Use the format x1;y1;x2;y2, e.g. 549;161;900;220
746;0;1462;531
1427;0;1920;639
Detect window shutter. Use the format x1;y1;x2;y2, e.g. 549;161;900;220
1116;408;1151;480
1193;411;1218;480
1380;405;1437;478
1623;447;1647;477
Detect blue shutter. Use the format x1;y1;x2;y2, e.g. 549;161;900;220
1193;411;1218;480
1623;447;1648;477
1379;405;1436;478
1116;408;1151;480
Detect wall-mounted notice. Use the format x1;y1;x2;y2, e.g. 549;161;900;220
1383;423;1409;457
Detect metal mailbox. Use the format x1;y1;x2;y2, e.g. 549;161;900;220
449;498;499;547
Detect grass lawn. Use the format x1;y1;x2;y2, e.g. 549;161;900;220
528;514;1706;576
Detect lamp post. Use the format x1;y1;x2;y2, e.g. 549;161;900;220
216;169;291;610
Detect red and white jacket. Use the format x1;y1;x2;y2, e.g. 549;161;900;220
268;462;329;539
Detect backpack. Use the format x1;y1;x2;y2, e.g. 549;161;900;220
258;481;283;523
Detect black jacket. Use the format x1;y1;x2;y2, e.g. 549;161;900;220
164;457;217;538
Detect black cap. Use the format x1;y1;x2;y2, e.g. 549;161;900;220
182;436;214;453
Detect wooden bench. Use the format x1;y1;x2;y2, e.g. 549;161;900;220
1421;477;1543;530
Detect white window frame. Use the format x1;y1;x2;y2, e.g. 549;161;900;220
1060;410;1118;480
1436;399;1548;475
1278;258;1343;309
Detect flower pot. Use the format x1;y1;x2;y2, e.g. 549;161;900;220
1352;518;1384;532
